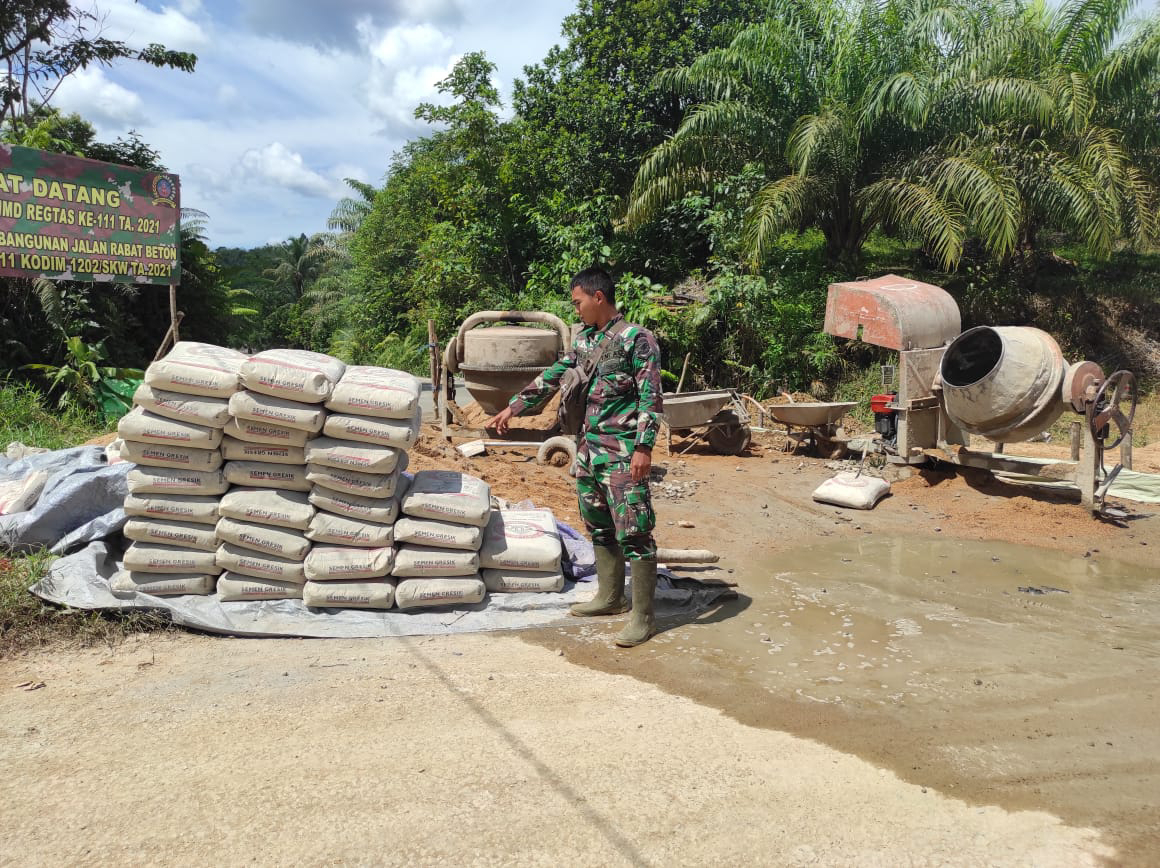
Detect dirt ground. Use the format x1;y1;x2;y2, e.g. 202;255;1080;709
3;420;1159;865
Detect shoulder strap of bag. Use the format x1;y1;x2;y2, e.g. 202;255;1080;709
583;318;629;374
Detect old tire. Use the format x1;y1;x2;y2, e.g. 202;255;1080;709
537;436;577;467
706;411;751;455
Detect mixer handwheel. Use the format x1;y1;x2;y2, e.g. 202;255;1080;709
1086;370;1137;450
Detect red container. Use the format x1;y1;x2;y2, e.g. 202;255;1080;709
870;393;895;415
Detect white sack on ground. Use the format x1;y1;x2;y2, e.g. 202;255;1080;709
401;470;491;527
325;366;419;419
131;384;231;428
126;466;228;496
393;516;482;551
240;349;346;403
117;407;222;449
306;463;403;499
322;408;421;448
143;341;245;398
124;492;220;525
215;543;306;583
303;438;401;474
110;570;216;596
216;516;311;560
228;390;326;433
482;568;566;593
305;512;393;547
302;579;397;610
303;545;395;581
118;440;223;472
124;541;222;575
395;577;486;610
223;461;311;492
479;508;562;571
309;486;399;523
218;487;314;530
123;518;219;552
812;472;891;510
217;572;303;601
221;437;306;465
392;544;479;577
222;417;311;447
0;470;48;515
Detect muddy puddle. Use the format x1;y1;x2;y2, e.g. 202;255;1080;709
635;536;1159;709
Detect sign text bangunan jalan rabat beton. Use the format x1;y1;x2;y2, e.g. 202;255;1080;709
0;144;180;285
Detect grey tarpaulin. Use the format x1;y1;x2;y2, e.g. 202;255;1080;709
0;446;129;553
30;541;733;639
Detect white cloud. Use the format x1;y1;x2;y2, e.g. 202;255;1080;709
54;68;148;127
93;0;210;51
237;143;337;198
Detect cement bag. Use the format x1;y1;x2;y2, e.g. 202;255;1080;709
394;516;482;551
123;542;222;575
240;349;346;403
303;545;395;581
215;543;306;583
218;487;315;530
326;365;419;419
392;545;479;578
110;570;217;596
322;409;421;448
482;568;566;593
479;509;561;571
127;466;228;496
401;471;491;527
395;577;486;610
228;390;325;433
223;461;311;492
303;579;397;609
306;512;394;547
123;518;219;552
117;407;222;449
304;438;401;474
309;487;399;524
306;463;403;499
223;417;311;447
217;573;303;601
216;516;311;560
119;440;223;472
812;472;891;510
104;438;127;465
124;492;220;525
221;437;306;465
144;341;245;398
132;384;231;428
0;470;49;514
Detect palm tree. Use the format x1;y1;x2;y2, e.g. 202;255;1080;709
624;0;938;266
866;0;1160;266
264;232;339;302
328;178;381;235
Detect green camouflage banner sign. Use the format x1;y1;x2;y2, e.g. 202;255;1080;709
0;143;180;285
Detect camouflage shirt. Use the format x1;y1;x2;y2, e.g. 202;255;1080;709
508;314;663;468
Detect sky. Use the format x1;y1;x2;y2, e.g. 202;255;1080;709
52;0;578;250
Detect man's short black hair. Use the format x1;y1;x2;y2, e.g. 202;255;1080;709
571;267;615;306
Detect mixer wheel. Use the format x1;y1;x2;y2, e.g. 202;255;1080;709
1086;370;1137;450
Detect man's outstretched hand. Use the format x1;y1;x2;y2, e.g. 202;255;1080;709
488;406;515;435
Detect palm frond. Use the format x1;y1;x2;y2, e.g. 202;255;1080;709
859;178;967;269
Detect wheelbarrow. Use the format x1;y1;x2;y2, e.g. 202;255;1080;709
661;389;752;455
765;401;856;458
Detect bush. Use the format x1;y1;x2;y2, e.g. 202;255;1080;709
0;381;109;450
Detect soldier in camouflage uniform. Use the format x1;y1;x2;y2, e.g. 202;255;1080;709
490;267;663;647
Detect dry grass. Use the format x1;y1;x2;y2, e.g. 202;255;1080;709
0;550;171;658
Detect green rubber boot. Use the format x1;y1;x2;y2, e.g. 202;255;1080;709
615;558;658;647
570;543;629;616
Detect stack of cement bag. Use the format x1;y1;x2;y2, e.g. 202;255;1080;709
479;508;565;593
300;366;421;610
113;342;244;596
215;349;346;602
391;470;490;610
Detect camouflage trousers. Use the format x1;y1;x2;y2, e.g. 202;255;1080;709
575;460;656;560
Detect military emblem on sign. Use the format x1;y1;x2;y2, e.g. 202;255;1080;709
150;174;177;207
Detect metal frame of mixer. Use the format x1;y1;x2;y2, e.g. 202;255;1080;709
823;275;1137;513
